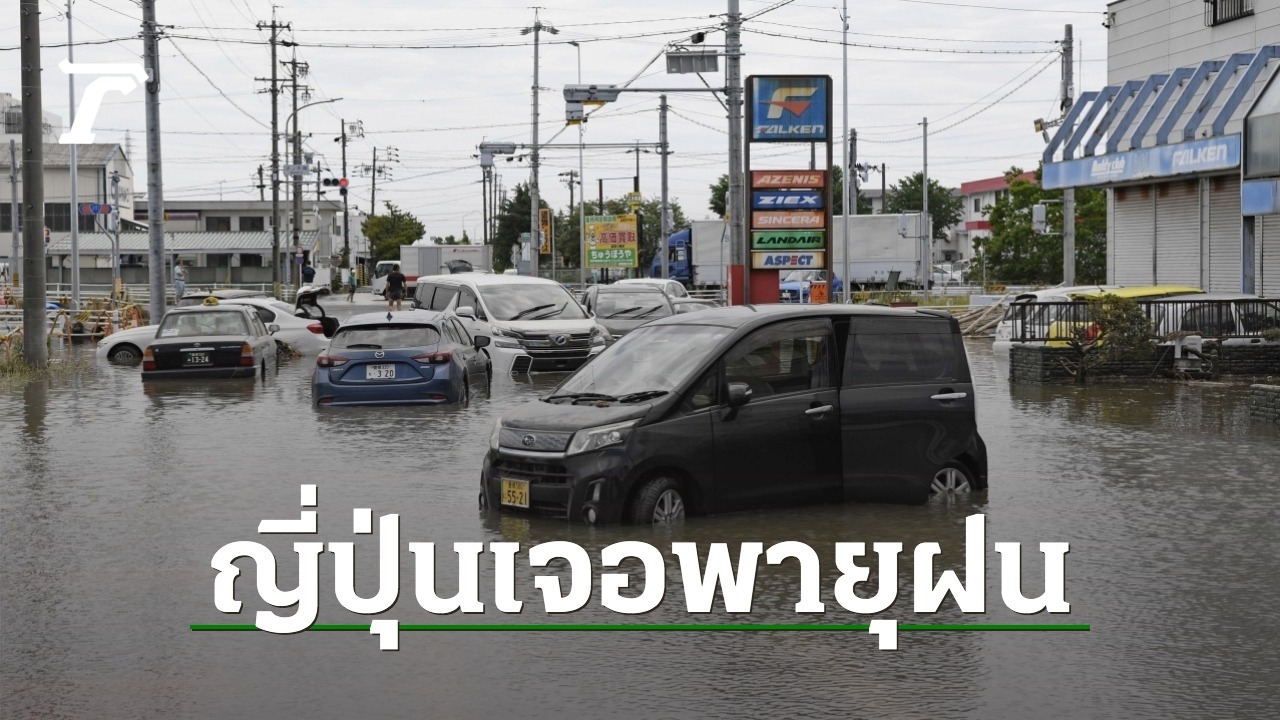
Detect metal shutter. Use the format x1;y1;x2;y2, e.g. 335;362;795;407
1262;214;1280;298
1208;175;1241;293
1113;184;1154;286
1154;180;1200;286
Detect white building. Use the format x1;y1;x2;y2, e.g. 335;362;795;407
1042;0;1280;295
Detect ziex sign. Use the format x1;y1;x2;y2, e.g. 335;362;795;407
752;211;825;229
751;170;825;189
749;76;830;142
753;190;824;210
752;231;825;250
751;251;825;269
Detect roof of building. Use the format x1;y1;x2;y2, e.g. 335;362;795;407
0;143;129;169
960;172;1037;195
44;230;320;254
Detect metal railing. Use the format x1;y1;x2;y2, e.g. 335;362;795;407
1010;298;1280;343
1205;0;1253;26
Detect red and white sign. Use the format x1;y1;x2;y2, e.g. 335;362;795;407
752;211;825;229
751;170;826;189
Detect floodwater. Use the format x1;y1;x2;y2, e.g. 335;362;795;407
3;299;1279;719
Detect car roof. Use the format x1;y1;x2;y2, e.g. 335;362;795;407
341;309;450;327
615;278;673;285
181;289;271;300
643;303;948;330
1070;285;1203;300
1162;292;1272;301
162;304;258;317
594;285;665;294
416;273;560;288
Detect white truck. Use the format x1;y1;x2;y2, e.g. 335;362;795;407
372;244;494;296
659;214;925;291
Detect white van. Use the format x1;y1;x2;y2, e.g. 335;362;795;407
412;274;609;373
992;285;1114;352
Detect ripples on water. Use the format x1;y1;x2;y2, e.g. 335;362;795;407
2;334;1278;719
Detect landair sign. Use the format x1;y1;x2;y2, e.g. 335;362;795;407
752;231;825;250
749;76;831;143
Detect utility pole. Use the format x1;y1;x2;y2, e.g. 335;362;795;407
726;0;746;304
142;0;167;323
110;171;120;289
523;11;557;280
8;140;18;288
659;94;671;280
1061;24;1076;285
256;11;289;297
256;165;265;201
920;116;929;293
66;0;80;308
20;0;46;367
842;0;851;305
286;50;309;289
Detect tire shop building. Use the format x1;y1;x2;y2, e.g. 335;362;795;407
1041;0;1280;295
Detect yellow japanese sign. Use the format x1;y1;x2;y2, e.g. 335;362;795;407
584;214;638;269
538;208;553;254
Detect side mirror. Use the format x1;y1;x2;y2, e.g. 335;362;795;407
267;323;280;334
727;381;752;409
456;306;477;320
473;335;491;349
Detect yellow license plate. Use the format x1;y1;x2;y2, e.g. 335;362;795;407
500;479;530;508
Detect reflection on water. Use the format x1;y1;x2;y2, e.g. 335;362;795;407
1;336;1278;719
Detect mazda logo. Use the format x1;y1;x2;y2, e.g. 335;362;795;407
193;342;201;347
521;434;536;447
551;334;568;346
374;351;385;359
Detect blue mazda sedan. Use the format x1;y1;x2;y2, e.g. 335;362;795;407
312;310;491;406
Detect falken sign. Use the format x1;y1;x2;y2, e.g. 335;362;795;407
752;190;824;210
748;76;831;142
1043;135;1241;190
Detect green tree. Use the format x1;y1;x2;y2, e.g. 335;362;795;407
978;166;1106;285
882;171;963;243
492;183;546;273
362;202;425;261
1061;294;1156;385
708;167;867;218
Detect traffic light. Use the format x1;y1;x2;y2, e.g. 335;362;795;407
322;178;338;187
339;177;349;196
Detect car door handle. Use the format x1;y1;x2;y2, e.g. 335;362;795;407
930;392;968;401
805;404;833;416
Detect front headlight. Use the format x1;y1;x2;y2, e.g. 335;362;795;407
490;326;521;349
590;325;610;347
489;418;503;450
566;419;638;456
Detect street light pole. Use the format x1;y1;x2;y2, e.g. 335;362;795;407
523;12;557;279
569;40;585;288
285;97;340;286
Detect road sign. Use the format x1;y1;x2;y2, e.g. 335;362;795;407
285;164;311;177
625;191;642;211
78;203;113;215
538;208;553;254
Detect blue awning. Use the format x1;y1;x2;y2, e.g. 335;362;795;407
1043;44;1280;189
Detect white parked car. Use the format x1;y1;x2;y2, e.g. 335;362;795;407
991;285;1115;352
412;273;609;373
97;292;338;363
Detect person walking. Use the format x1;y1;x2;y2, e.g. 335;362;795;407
385;264;406;312
346;268;358;302
301;260;316;286
172;259;187;301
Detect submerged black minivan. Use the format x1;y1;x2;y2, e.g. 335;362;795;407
481;305;987;524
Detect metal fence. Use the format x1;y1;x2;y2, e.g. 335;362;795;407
1010;298;1280;343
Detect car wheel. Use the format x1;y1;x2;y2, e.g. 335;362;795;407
107;343;141;363
628;477;686;524
930;461;974;498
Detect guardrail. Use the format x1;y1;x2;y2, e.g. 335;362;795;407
1010;298;1280;343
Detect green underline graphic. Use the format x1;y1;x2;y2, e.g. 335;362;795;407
190;623;1090;632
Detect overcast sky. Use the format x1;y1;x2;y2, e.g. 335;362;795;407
9;0;1108;236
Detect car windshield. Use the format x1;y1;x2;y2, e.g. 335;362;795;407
781;270;819;283
595;293;672;320
479;284;587;321
331;324;442;350
551;324;732;399
157;311;249;338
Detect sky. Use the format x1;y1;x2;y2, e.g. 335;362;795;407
6;0;1110;238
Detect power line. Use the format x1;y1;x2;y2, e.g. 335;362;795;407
167;38;271;130
751;20;1059;44
742;28;1057;54
894;0;1099;14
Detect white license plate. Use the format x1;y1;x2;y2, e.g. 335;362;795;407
366;363;396;379
185;352;211;366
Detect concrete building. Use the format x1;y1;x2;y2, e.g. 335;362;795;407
1;92;62;144
0;142;135;233
956;172;1037;263
1042;0;1280;295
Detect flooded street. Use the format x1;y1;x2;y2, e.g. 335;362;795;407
3;299;1280;719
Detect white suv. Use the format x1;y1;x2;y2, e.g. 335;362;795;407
413;274;609;373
